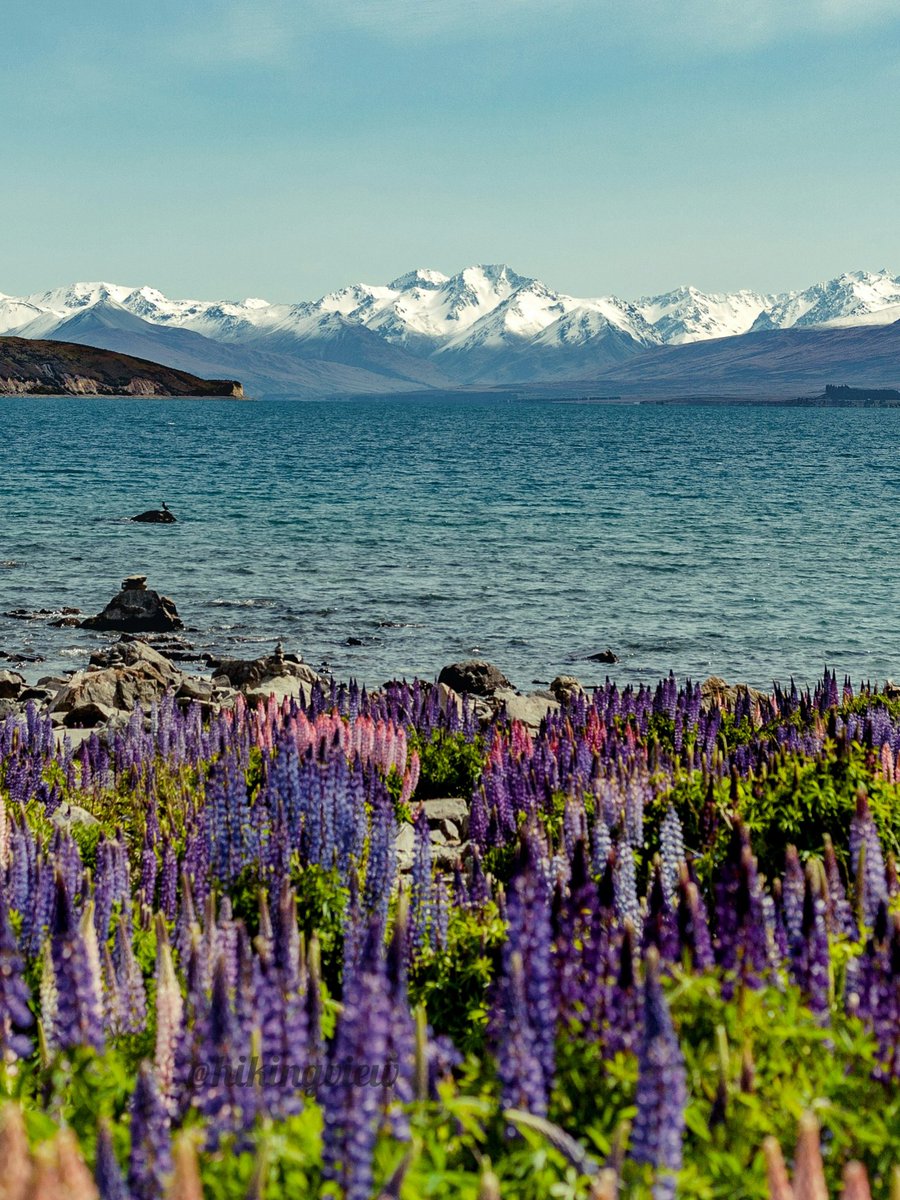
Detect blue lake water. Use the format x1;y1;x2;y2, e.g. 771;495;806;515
0;395;898;691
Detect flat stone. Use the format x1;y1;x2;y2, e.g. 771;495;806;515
493;688;560;729
244;674;316;708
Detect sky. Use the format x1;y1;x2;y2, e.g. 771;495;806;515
4;0;900;303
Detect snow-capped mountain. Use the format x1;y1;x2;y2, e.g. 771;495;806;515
636;285;775;344
749;269;900;332
1;265;898;396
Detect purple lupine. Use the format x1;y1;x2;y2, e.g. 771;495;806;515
658;807;684;907
502;835;556;1094
789;868;831;1021
128;1062;173;1200
409;807;433;959
492;949;548;1115
114;916;147;1035
823;835;856;939
48;873;104;1053
0;885;32;1062
95;1120;128;1200
629;950;687;1200
782;845;806;949
850;790;887;928
675;871;714;972
321;916;393;1200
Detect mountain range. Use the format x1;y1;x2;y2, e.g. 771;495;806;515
1;266;899;397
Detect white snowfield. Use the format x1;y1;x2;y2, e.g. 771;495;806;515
4;265;899;351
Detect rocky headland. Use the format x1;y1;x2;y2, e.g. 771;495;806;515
0;336;243;397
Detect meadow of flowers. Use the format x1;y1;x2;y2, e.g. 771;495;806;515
1;669;899;1199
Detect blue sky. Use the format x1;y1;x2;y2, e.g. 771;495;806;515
4;1;900;302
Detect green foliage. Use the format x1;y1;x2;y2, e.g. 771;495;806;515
412;731;485;800
410;903;507;1055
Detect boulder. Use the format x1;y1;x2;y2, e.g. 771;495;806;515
549;675;586;704
422;797;469;839
437;660;512;696
209;648;318;692
0;669;25;700
244;673;317;708
53;640;184;717
493;687;559;730
62;701;119;729
81;578;183;633
700;676;768;711
50;801;100;829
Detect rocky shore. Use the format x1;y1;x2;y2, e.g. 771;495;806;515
0;575;793;872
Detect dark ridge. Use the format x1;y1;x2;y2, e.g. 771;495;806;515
0;336;243;398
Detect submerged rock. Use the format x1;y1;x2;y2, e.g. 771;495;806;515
81;577;183;633
587;648;619;664
131;509;176;524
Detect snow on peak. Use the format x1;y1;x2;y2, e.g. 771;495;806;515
750;268;900;332
388;268;449;291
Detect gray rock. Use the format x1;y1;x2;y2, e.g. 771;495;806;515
62;701;119;728
54;641;183;717
396;821;416;872
0;669;25;699
51;801;100;829
493;687;560;729
176;676;216;704
421;797;469;837
700;676;767;711
81;579;183;633
0;699;20;720
244;673;317;708
437;659;512;697
550;675;586;704
208;648;317;691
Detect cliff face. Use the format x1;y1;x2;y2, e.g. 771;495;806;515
0;337;243;398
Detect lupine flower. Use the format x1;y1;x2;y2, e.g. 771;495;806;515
0;887;31;1062
48;874;104;1053
629;950;687;1200
95;1121;128;1200
128;1063;172;1200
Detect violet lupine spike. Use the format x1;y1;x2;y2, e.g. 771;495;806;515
658;807;684;907
0;885;32;1062
822;835;857;940
95;1120;129;1200
629;949;687;1200
128;1062;173;1200
789;869;831;1021
321;916;393;1200
849;790;887;929
782;845;805;949
675;869;714;972
49;873;104;1053
505;834;556;1092
409;807;434;960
